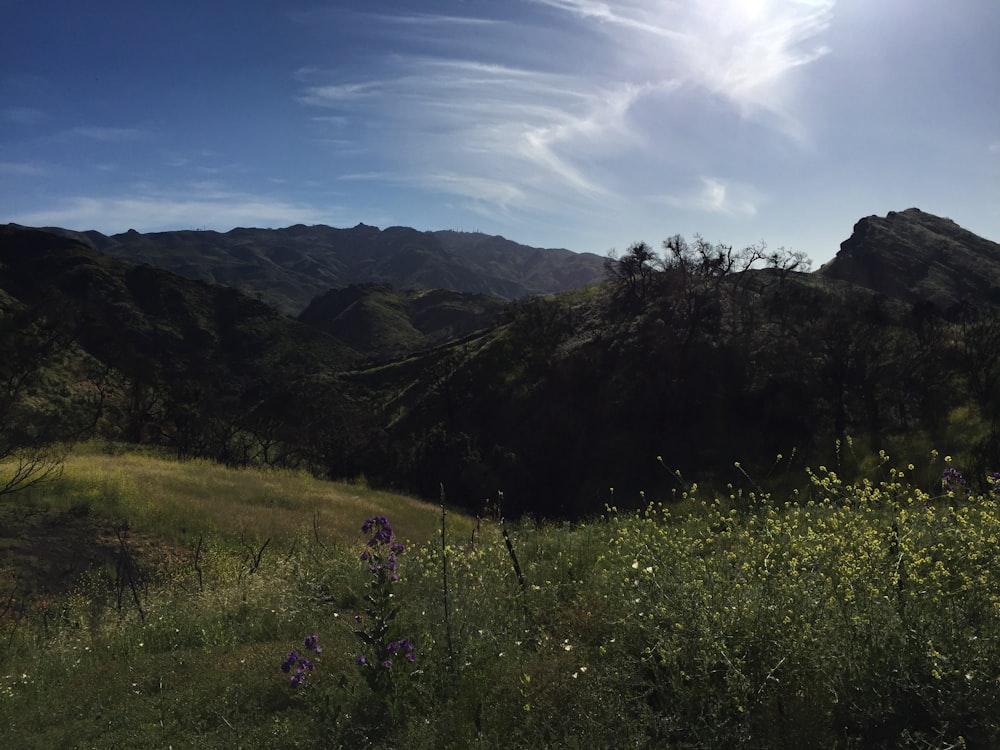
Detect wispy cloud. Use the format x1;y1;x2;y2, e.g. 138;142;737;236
297;1;832;225
660;177;765;217
530;0;834;134
374;13;502;27
298;55;650;210
298;82;384;104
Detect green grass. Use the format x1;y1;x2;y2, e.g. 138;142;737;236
13;442;458;545
2;446;1000;748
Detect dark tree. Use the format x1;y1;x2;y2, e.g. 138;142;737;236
604;241;660;308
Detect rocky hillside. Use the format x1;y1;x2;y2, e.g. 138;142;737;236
819;208;1000;310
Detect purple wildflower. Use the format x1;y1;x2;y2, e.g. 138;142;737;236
280;651;298;673
362;516;393;544
942;467;969;495
398;638;416;663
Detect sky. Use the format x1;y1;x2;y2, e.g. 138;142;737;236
1;0;998;266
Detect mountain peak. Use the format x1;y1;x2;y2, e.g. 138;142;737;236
818;208;1000;309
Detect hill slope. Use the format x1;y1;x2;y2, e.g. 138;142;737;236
298;283;507;362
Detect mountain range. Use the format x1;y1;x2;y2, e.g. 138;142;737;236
29;223;607;316
2;208;1000;517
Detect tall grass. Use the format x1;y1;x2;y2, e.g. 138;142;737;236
2;447;999;748
7;442;457;545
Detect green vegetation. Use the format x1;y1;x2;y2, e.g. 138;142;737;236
2;446;999;748
299;283;506;363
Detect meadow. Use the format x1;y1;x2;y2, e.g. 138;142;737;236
1;444;998;748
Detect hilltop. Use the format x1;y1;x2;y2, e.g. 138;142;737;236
819;207;1000;309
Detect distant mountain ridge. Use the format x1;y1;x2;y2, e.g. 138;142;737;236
29;223;607;315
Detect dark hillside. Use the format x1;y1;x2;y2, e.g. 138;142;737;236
0;225;368;469
350;226;987;517
819;208;1000;309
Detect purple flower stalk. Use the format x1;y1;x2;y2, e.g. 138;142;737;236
360;515;406;579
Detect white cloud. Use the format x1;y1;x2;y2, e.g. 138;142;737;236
660;177;764;217
298;82;383;104
374;13;502;27
532;0;834;134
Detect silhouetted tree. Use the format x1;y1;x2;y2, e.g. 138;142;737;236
604;241;660;308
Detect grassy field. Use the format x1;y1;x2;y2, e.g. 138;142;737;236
2;445;999;748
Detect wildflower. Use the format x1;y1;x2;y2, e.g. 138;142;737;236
280;651;298;673
942;467;968;495
362;515;394;545
280;648;317;688
303;633;322;653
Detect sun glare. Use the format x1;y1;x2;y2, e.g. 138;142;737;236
741;0;770;22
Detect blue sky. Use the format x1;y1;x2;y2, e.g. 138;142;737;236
2;0;998;265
